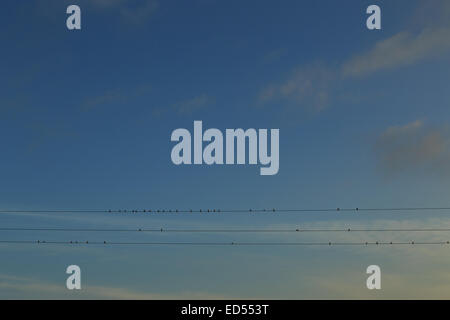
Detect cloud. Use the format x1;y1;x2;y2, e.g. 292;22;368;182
375;120;450;176
2;216;450;299
258;64;335;112
0;274;228;299
342;0;450;77
260;1;450;111
308;265;450;299
259;217;450;299
342;28;450;77
81;90;123;111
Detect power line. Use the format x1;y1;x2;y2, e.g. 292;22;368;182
2;207;450;214
2;227;450;233
0;240;448;246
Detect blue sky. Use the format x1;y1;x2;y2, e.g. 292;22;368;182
1;0;450;299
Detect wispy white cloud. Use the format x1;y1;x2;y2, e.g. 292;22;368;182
308;266;450;299
342;28;450;77
342;0;450;77
258;64;335;112
2;216;450;299
375;120;450;176
0;274;229;299
259;1;450;111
